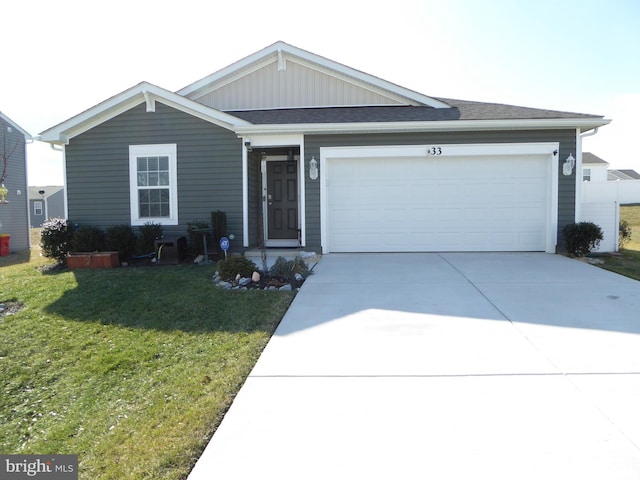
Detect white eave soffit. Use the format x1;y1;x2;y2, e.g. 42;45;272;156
177;41;451;109
38;82;251;144
234;117;611;136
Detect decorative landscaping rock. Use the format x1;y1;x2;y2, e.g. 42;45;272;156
211;258;314;290
299;251;319;264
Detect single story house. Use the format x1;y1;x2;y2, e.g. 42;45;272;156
0;111;31;252
28;186;65;227
39;41;610;254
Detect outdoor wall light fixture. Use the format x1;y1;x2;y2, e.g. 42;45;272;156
562;153;576;176
244;139;252;152
309;156;318;180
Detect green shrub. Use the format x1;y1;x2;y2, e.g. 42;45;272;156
269;256;311;281
563;222;604;257
619;219;632;249
40;218;73;262
216;256;258;281
106;225;137;259
137;222;163;254
70;225;106;252
187;220;211;255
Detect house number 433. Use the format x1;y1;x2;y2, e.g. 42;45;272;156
427;146;443;155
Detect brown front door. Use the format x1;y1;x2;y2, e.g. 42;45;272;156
267;161;298;240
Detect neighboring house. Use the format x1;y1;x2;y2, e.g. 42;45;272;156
28;186;65;227
582;152;609;182
0;111;31;252
39;41;610;254
581;152;640;182
608;169;640;181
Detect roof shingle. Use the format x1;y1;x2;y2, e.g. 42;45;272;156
227;100;603;125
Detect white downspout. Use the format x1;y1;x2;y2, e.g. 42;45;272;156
575;127;600;221
62;145;69;220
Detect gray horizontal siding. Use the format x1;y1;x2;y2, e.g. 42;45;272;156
65;102;244;244
303;130;577;252
0;122;29;251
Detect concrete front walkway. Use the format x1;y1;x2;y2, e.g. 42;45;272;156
189;253;640;479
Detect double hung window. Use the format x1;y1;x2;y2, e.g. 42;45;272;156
129;144;178;225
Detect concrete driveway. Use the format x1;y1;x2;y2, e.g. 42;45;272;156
189;253;640;479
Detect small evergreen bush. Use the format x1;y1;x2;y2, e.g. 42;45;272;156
137;222;163;254
40;218;73;262
216;256;258;281
619;219;632;249
563;222;604;257
106;225;137;259
70;225;106;252
269;256;311;281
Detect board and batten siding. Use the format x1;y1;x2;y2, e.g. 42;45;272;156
65;102;244;243
303;130;577;253
194;60;403;111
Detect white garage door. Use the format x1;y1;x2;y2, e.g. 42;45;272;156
324;153;550;252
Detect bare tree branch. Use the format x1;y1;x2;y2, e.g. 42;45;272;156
1;118;20;184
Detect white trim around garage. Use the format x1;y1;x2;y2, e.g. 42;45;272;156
320;142;560;254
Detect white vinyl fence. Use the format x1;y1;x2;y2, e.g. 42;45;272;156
580;202;619;252
582;180;640;205
580;182;623;253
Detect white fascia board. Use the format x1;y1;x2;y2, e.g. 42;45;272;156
146;89;251;129
284;51;450;108
178;41;450;108
235;117;611;136
39;82;251;144
273;42;451;108
0;111;32;139
39;94;146;144
177;44;283;97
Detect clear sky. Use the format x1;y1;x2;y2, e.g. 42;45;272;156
2;0;638;185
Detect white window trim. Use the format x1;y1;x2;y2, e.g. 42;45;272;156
129;144;178;226
34;201;43;216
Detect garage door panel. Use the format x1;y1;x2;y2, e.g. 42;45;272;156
326;154;549;252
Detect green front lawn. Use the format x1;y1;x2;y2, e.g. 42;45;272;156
0;253;294;479
620;204;640;250
598;204;640;281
